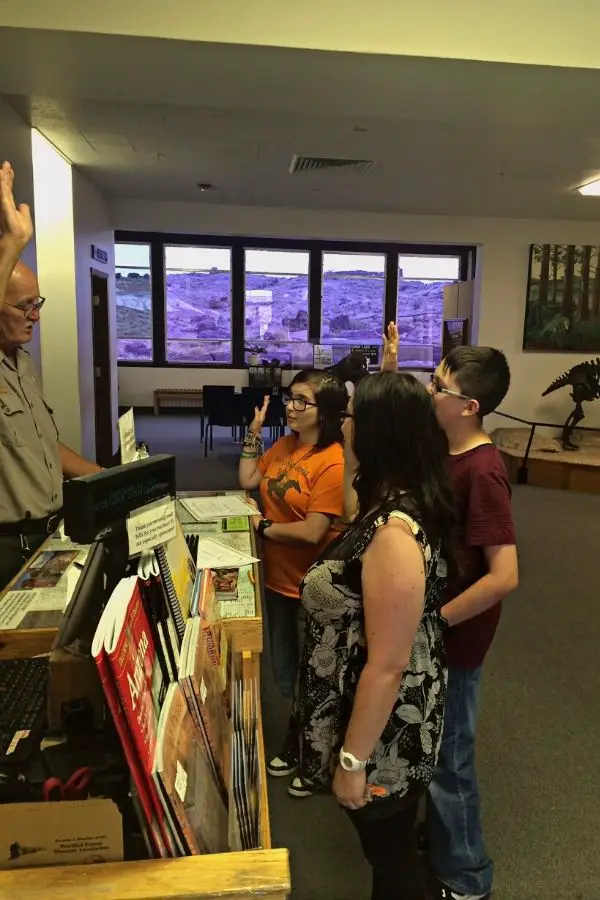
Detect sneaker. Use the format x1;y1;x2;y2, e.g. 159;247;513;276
287;776;315;799
432;882;490;900
267;749;298;777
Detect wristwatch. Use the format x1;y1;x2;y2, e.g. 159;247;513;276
339;746;368;772
257;518;273;539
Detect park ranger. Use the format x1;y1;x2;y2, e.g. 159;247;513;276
0;161;102;588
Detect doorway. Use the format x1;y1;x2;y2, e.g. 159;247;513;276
90;270;114;467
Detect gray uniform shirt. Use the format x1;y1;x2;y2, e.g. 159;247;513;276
0;348;63;524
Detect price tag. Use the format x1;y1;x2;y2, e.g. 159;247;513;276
175;760;188;802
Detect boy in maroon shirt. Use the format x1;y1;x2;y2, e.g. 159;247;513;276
427;346;519;900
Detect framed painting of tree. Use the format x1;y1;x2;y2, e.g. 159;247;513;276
524;244;600;351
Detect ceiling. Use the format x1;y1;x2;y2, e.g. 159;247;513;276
3;27;600;220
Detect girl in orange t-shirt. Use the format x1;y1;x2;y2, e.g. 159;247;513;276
239;370;348;769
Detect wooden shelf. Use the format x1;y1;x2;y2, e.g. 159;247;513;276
0;849;290;900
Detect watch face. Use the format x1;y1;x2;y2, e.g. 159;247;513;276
341;751;356;771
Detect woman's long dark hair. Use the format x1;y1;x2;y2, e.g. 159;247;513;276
290;369;348;450
352;371;459;575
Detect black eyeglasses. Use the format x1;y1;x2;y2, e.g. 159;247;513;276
430;374;472;402
282;392;318;412
12;297;46;317
340;410;354;420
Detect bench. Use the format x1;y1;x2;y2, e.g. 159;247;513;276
153;387;203;416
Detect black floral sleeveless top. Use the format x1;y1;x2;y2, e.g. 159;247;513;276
295;497;448;800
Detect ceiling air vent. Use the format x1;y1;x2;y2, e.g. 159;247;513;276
289;155;374;175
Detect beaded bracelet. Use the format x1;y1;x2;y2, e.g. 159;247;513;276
242;431;264;456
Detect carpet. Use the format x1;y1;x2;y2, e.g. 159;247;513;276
136;412;600;899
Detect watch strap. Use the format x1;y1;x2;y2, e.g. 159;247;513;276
258;518;273;538
340;746;368;771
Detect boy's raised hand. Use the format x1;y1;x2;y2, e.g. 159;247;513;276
381;321;399;372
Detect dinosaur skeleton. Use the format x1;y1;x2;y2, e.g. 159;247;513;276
541;358;600;450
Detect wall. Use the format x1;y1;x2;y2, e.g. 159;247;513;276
31;130;82;450
32;133;117;457
112;199;600;431
3;1;600;70
72;169;117;457
0;98;39;367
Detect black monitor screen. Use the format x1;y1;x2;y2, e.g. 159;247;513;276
63;454;176;545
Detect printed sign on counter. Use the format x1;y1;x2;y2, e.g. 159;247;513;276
127;499;178;555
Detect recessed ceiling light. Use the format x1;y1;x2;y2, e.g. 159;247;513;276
197;183;214;192
578;178;600;196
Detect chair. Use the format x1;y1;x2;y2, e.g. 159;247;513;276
241;387;286;442
202;386;244;456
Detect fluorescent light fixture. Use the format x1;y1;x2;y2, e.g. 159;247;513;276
578;178;600;196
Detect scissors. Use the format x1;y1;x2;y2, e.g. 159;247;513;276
42;767;93;802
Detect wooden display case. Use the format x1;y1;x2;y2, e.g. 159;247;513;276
176;492;264;654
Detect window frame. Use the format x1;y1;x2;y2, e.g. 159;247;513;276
163;242;234;366
114;239;155;364
115;230;474;369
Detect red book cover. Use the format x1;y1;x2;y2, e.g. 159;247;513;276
93;641;167;859
93;575;179;856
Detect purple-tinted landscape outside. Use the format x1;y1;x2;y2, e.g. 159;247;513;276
115;243;153;362
115;243;460;366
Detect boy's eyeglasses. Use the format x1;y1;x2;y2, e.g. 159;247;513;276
430;374;472;402
283;393;318;412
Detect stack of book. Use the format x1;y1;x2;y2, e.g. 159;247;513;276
91;509;263;858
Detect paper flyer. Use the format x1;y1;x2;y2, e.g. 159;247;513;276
218;566;256;620
180;496;258;521
195;538;259;571
119;407;137;464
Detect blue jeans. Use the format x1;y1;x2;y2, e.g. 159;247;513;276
264;588;305;699
427;665;493;897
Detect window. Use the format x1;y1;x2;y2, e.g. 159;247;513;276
115;232;472;370
396;255;461;367
321;253;386;362
244;249;312;367
164;245;232;364
115;243;153;362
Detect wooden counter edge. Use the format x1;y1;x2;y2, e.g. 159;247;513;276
1;848;291;900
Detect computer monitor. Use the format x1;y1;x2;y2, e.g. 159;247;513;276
58;454;177;653
63;454;176;545
52;541;106;654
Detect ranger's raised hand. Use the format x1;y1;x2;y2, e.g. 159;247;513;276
0;161;33;251
0;162;34;313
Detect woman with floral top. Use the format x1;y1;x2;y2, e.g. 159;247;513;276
292;372;459;900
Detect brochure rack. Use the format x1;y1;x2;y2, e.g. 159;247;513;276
0;492;290;899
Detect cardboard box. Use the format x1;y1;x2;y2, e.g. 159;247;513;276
0;798;123;870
